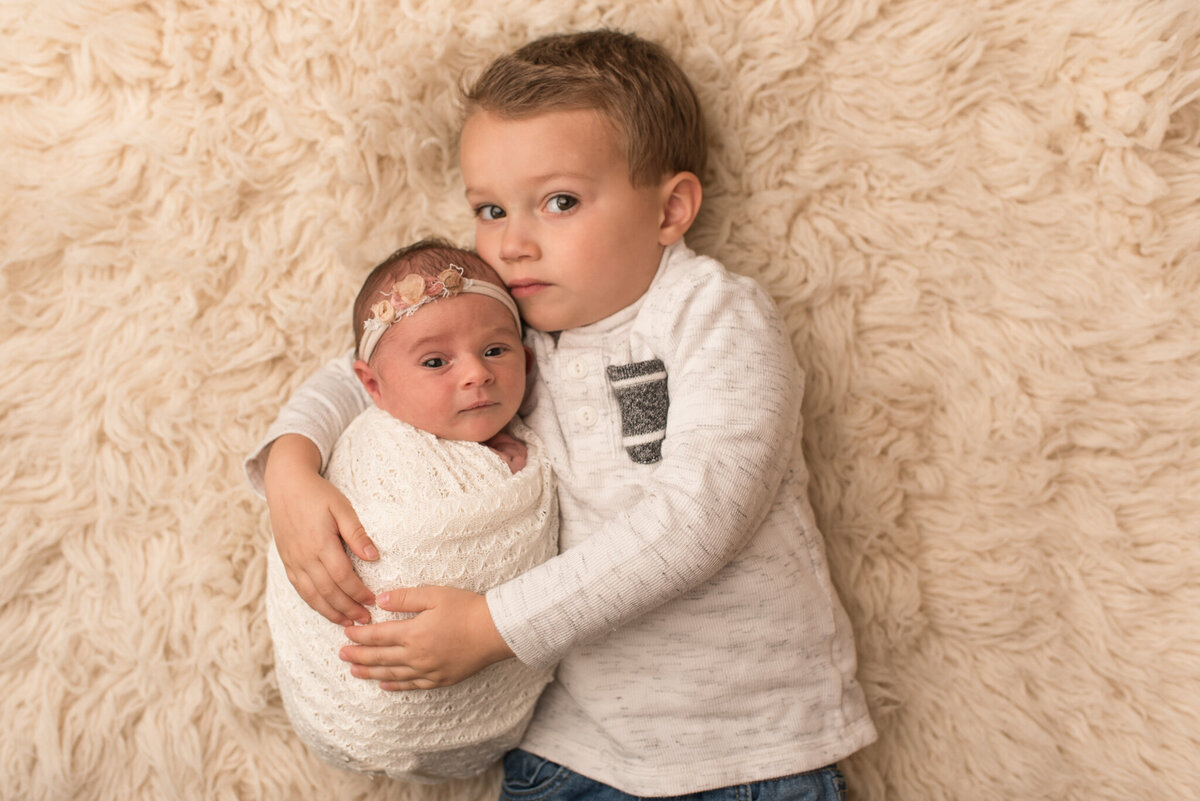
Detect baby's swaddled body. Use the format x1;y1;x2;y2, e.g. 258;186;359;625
266;407;557;781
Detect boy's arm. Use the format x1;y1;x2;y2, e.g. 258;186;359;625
487;270;801;670
246;352;376;625
343;266;803;685
263;434;378;625
341;586;515;690
244;351;370;495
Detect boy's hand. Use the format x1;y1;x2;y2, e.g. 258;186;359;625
263;434;378;626
340;587;515;690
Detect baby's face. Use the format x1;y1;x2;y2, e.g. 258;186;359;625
461;108;669;332
367;293;526;442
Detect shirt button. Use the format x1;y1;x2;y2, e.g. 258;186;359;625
576;406;598;428
567;359;588;379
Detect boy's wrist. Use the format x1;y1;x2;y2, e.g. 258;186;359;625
263;434;322;495
473;594;516;665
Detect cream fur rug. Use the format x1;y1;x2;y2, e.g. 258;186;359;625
3;1;1198;799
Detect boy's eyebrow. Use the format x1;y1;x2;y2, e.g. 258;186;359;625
464;170;598;196
528;170;596;183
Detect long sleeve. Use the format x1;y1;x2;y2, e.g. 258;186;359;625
243;351;370;497
482;242;874;795
487;251;802;669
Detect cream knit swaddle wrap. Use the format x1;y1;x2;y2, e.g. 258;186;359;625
266;407;557;781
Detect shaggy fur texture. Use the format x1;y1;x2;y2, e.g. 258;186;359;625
3;1;1198;799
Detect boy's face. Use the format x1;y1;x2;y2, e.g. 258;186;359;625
462;109;671;332
359;293;527;442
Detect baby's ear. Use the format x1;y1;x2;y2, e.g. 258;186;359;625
352;359;384;405
658;171;702;246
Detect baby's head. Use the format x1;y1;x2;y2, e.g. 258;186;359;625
351;239;528;443
459;30;706;333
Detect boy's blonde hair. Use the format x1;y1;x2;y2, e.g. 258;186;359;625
353;239;507;359
463;29;707;187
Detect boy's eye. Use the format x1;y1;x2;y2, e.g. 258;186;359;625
484;346;508;358
545;194;578;214
422;357;447;368
476;204;505;221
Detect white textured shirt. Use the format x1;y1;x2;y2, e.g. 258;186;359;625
246;241;876;795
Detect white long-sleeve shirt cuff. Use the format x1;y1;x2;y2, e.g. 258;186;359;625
243;351;369;497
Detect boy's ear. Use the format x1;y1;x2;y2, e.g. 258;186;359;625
657;171;702;246
352;359;384;405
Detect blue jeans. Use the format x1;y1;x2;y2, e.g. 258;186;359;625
499;749;847;801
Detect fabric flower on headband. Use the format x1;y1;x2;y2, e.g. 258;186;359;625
367;268;464;330
357;264;523;362
395;273;431;305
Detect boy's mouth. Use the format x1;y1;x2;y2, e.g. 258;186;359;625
461;399;498;413
506;279;550;298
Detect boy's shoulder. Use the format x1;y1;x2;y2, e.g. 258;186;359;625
641;240;781;327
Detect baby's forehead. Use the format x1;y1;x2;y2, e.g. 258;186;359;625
387;293;520;342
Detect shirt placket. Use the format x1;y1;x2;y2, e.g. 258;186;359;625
553;344;615;467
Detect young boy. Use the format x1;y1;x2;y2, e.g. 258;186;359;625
247;29;875;799
263;241;557;780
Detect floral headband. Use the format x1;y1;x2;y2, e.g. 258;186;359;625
358;265;522;362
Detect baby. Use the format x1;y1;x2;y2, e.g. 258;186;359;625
264;240;556;781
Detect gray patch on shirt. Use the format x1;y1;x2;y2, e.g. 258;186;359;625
606;359;669;464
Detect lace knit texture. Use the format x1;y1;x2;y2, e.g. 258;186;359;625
266;407;557;781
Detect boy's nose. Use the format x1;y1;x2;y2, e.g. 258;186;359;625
498;218;538;262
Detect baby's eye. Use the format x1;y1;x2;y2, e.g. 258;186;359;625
422;357;447;368
475;204;505;221
484;345;509;358
545;194;578;214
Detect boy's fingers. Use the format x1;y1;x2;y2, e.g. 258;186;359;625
339;647;445;688
379;679;437;691
322;549;375;608
341;621;405;648
375;586;433;613
342;521;379;562
305;559;372;624
288;569;356;626
308;594;355;627
346;659;440;689
334;504;379;563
